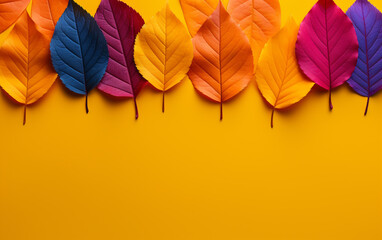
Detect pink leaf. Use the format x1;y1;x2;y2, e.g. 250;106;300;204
295;0;359;110
95;0;146;119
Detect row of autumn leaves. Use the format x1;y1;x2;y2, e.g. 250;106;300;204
0;0;380;127
0;0;279;125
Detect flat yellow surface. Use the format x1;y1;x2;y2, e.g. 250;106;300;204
0;0;381;239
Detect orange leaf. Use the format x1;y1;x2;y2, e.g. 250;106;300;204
134;3;193;113
227;0;281;68
188;1;253;120
31;0;68;38
0;0;30;33
256;18;314;128
0;12;57;124
179;0;218;37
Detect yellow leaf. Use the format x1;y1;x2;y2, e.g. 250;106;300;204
0;0;30;33
31;0;69;38
256;18;314;128
134;3;193;112
0;12;57;124
179;0;218;37
188;1;254;120
227;0;281;68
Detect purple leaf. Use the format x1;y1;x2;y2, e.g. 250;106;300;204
346;0;382;115
95;0;146;119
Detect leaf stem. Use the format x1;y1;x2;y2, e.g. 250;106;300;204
271;108;275;128
329;88;333;111
85;94;89;114
364;96;370;116
220;102;223;121
134;97;139;119
162;91;165;113
23;105;27;126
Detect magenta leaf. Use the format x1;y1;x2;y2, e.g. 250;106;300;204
295;0;359;110
95;0;146;119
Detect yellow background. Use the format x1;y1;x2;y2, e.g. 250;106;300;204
0;0;381;239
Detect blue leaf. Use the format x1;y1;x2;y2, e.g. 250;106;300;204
346;0;382;115
50;0;109;112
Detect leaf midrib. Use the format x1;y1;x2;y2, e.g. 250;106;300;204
26;15;30;105
109;1;137;96
274;40;292;108
360;2;371;97
324;0;332;90
218;2;222;103
72;3;87;95
164;6;168;91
